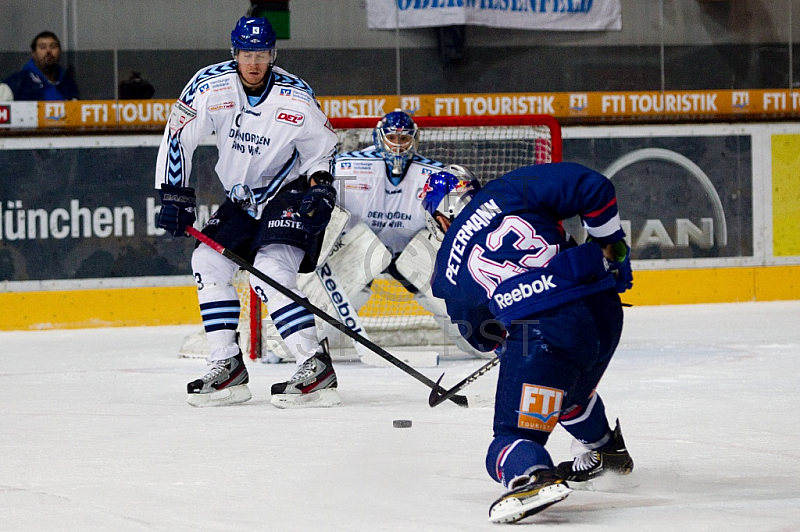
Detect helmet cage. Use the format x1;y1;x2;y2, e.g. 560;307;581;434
373;111;419;176
421;165;479;241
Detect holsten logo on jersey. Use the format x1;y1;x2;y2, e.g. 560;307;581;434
492;274;557;310
276;109;305;126
268;206;303;230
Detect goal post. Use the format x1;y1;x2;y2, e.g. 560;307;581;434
178;114;562;360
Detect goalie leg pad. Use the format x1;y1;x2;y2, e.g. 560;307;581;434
392;228;441;295
325;222;391;300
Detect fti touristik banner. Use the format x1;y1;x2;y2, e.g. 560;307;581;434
366;0;622;31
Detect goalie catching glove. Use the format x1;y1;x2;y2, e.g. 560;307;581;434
157;184;196;237
299;171;336;235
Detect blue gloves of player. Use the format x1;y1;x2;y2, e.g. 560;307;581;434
299;182;336;235
607;239;633;293
157;184;196;237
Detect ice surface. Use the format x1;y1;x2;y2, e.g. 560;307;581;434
2;301;799;530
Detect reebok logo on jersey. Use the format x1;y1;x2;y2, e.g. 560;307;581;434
492;275;557;309
276;109;305;126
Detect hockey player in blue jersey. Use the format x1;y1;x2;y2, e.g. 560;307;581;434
422;162;634;523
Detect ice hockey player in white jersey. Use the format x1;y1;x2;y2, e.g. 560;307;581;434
154;16;340;408
326;110;488;360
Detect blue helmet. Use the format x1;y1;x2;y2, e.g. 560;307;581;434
373;110;419;181
231;16;277;58
421;165;480;241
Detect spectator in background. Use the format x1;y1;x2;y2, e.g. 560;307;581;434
118;71;154;99
3;31;79;101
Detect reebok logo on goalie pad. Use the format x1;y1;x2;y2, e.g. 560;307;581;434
517;384;563;433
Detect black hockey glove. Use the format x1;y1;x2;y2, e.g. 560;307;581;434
308;170;334;187
607;240;633;293
298;183;336;235
157;184;196;237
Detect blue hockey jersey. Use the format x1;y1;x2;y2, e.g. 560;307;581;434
431;162;626;352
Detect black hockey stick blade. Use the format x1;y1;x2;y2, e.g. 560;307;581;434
428;374;447;407
186;226;468;407
428;357;501;408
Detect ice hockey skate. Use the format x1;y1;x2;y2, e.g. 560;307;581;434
187;351;252;407
270;339;341;408
556;419;633;489
488;469;572;524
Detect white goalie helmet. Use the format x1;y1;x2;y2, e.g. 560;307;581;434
420;164;480;241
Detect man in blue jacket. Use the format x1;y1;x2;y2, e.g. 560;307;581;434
4;31;79;101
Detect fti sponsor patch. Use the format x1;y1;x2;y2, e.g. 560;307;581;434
517;383;563;432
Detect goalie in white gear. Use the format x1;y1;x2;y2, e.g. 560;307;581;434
314;110;490;360
155;16;340;407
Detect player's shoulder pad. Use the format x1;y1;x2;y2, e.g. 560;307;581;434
336;149;382;160
180;61;237;106
410;154;445;169
272;66;315;98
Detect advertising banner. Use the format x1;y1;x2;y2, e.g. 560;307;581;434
366;0;622;31
771;134;800;257
0;138;222;283
0;129;755;286
317;90;800;121
1;91;799;132
564;134;753;262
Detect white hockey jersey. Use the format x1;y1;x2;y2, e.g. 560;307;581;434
334;147;444;255
155;61;337;219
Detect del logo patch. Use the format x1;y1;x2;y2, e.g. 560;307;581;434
517;384;563;432
276;109;305;126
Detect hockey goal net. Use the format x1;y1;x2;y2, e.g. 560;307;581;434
179;115;561;360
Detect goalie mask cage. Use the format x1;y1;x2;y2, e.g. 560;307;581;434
179;115;562;360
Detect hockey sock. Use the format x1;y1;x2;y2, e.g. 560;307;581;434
559;392;612;449
267;293;320;364
487;436;555;487
197;285;240;362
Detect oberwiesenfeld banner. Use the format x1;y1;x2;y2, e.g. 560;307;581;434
366;0;621;31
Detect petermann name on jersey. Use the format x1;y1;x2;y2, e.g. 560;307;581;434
445;199;501;285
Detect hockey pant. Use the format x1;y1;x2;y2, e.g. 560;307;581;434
486;289;623;486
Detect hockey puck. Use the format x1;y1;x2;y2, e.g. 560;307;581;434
392;419;412;428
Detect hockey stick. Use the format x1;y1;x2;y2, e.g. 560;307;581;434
428;356;500;408
186;226;468;407
429;299;632;406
